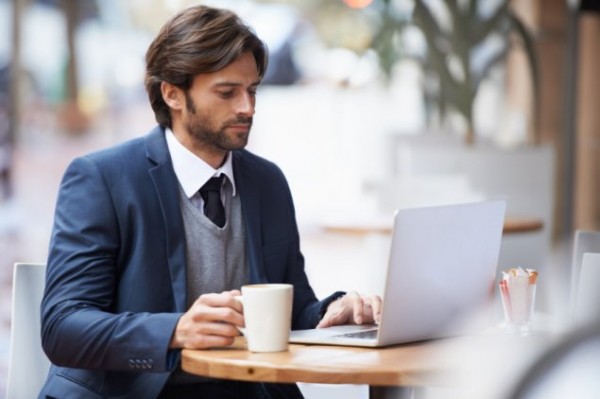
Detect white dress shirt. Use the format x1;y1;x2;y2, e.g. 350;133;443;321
165;127;236;208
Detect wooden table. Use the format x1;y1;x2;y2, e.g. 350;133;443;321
182;337;457;399
182;328;561;399
322;217;543;236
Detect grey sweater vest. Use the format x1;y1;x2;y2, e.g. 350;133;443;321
168;185;249;385
178;183;249;307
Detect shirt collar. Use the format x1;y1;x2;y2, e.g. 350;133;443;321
165;127;237;198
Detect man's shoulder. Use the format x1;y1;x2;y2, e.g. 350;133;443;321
233;149;279;171
83;126;164;164
88;136;144;158
233;149;288;180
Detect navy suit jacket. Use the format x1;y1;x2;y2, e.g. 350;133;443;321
40;126;339;398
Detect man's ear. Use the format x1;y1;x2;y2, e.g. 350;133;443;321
161;81;184;110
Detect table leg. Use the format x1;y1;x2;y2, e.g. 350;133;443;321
369;386;414;399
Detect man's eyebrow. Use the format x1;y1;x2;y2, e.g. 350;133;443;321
213;80;262;88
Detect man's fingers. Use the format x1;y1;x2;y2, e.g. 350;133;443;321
189;292;244;327
346;292;364;325
316;314;333;328
188;303;242;324
196;291;240;308
317;293;384;328
171;290;250;350
370;295;383;323
202;321;241;337
316;297;346;328
184;331;236;349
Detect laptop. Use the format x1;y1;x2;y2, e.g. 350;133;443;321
289;200;506;347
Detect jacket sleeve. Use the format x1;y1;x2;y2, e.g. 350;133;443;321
41;156;180;372
255;158;345;329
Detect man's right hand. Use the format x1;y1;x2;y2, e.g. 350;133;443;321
169;290;244;349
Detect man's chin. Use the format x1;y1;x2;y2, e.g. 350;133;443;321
220;140;248;152
227;132;249;150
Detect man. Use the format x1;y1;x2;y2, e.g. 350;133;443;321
40;5;381;399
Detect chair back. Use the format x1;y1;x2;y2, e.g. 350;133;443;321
573;253;600;326
509;321;600;399
6;263;50;399
570;230;600;314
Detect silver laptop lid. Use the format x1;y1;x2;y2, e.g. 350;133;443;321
377;200;506;345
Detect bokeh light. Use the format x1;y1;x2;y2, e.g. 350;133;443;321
343;0;374;10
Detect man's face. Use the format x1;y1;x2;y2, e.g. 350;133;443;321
182;52;261;155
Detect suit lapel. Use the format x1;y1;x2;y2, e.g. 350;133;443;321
233;151;268;284
145;127;188;312
142;134;269;310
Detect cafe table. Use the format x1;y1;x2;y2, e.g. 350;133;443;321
182;336;460;399
182;328;560;399
321;217;543;236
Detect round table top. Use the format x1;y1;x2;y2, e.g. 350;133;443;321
322;217;543;236
182;329;561;392
182;337;453;387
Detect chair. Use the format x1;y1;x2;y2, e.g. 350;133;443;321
573;253;600;327
508;320;600;399
569;230;600;315
5;263;50;399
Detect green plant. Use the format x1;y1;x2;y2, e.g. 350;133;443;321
373;0;539;144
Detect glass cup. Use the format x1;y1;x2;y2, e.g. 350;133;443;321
499;279;537;335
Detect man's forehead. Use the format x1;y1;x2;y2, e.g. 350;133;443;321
192;53;261;86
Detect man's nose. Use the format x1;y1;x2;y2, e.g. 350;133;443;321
235;93;255;116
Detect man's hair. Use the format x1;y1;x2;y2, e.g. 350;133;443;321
144;5;268;128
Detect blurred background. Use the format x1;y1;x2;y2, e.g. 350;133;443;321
1;0;599;397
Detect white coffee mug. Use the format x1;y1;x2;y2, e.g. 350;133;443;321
235;283;293;352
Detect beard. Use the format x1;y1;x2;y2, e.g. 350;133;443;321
184;92;252;152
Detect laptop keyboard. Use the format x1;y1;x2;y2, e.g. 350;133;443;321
335;329;378;340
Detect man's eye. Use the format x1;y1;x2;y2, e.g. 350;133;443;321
219;91;234;98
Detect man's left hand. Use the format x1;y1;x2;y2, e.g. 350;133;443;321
316;292;382;328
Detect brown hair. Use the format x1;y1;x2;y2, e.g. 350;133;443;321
144;5;268;128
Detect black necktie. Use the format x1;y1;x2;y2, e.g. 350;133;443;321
199;175;226;227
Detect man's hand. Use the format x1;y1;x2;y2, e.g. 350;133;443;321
169;290;244;349
316;292;382;328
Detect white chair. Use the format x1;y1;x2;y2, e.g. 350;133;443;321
6;263;50;399
569;230;600;314
509;321;600;399
573;253;600;327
